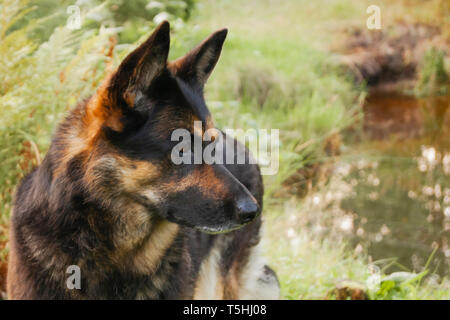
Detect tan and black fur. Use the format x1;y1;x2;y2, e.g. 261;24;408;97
7;21;280;300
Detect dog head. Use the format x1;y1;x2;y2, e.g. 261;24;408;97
80;21;259;234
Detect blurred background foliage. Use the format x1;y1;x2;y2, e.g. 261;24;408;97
0;0;449;299
8;0;195;42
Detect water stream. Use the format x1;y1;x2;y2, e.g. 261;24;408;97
340;91;449;276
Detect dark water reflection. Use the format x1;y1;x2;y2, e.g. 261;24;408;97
341;91;449;276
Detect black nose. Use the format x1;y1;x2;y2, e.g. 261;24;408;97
236;199;259;224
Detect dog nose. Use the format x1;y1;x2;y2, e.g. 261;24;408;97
236;199;259;224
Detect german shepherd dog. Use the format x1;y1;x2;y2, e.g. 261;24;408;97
7;21;280;299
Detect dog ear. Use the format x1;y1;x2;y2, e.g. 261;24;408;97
109;21;170;107
171;28;227;89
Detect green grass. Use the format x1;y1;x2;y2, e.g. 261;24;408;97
416;48;449;96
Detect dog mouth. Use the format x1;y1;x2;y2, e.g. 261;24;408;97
164;214;253;234
163;210;256;234
194;223;248;234
158;204;260;234
194;216;258;234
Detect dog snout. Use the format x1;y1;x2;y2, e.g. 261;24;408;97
236;197;259;224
